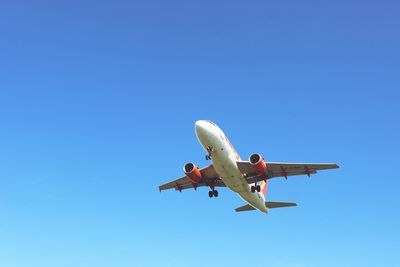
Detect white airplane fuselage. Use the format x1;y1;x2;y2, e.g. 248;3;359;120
195;120;268;213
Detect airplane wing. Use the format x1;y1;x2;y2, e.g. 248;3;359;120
236;161;339;184
159;164;225;192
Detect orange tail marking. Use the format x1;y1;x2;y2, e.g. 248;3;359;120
260;179;268;198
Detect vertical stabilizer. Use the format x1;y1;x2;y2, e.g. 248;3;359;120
259;179;268;198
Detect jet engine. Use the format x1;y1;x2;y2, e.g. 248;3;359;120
184;163;202;184
249;153;268;174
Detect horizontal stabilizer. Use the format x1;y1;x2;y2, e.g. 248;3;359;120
265;201;297;208
235;201;297;212
235;204;256;212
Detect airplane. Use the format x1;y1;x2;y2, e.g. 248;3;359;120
159;120;339;214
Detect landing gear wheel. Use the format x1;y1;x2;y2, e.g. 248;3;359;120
251;186;256;193
205;146;213;161
256;185;261;192
213;190;218;197
208;191;213;198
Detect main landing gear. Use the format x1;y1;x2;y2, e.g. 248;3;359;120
251;185;261;193
208;184;218;198
208;190;218;198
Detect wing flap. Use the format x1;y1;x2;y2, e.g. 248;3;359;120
237;161;339;184
159;176;191;191
267;162;340;171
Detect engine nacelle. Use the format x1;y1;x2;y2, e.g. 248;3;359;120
184;163;202;184
249;153;268;174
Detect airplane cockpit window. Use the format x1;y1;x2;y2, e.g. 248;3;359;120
206;120;216;126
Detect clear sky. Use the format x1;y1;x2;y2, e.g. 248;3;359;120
0;1;399;266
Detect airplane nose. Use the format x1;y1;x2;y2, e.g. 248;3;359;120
195;120;207;137
195;120;205;131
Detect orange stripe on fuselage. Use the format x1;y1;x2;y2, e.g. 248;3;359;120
224;135;240;160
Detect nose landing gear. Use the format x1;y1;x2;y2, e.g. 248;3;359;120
205;146;214;160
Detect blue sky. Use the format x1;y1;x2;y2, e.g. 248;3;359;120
0;1;399;266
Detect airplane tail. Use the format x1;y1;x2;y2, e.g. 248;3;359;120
259;179;268;198
235;201;297;212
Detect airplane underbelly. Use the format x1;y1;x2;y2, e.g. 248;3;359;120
215;162;266;212
200;132;267;213
212;153;248;192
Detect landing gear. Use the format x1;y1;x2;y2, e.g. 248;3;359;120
205;146;214;160
251;185;261;193
208;189;218;198
213;190;218;197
